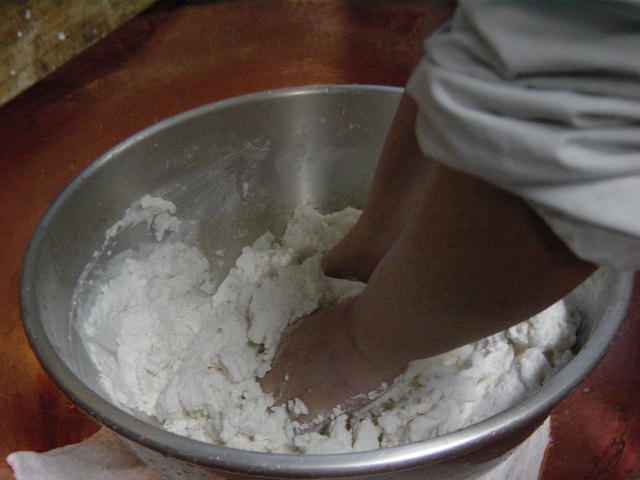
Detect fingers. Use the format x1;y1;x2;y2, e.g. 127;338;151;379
259;298;403;424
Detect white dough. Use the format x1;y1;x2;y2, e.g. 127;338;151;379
79;198;578;454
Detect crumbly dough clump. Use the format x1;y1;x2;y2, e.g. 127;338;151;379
81;198;577;453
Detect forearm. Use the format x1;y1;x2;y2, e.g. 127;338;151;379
262;97;596;419
350;157;596;370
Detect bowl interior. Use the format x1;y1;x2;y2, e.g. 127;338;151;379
21;85;632;476
29;85;399;390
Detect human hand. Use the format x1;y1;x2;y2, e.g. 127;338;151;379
259;296;406;426
262;93;595;430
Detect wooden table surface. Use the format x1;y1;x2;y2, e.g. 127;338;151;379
1;1;639;479
0;0;155;105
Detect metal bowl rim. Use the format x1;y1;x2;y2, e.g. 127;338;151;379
20;84;634;477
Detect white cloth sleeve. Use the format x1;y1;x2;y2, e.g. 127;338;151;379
406;0;640;270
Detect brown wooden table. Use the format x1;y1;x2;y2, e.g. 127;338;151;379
1;2;638;479
0;0;155;105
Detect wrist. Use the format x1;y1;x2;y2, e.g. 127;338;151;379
347;295;409;376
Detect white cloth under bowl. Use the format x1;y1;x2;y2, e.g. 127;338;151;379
6;418;550;480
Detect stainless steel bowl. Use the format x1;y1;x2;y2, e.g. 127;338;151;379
21;85;633;479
